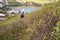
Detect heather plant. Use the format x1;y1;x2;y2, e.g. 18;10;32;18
0;1;60;40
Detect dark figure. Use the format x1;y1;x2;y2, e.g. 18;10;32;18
12;12;15;14
20;12;24;18
19;11;21;14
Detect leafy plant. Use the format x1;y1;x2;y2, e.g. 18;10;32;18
51;22;60;40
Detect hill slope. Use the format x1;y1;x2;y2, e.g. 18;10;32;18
0;1;60;40
16;0;59;4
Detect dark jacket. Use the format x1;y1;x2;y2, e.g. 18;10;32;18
20;12;24;18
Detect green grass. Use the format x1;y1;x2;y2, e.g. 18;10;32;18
8;2;23;7
0;1;60;40
0;14;20;26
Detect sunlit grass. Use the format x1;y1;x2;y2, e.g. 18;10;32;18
0;14;20;26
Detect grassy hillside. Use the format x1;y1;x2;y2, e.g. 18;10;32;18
7;0;16;2
7;2;23;7
7;0;22;6
0;1;60;40
7;0;59;6
16;0;59;4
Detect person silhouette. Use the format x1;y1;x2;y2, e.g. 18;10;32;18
20;8;25;18
20;11;24;18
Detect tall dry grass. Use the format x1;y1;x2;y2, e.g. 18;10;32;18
0;1;60;40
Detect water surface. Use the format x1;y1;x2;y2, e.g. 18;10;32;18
7;6;40;13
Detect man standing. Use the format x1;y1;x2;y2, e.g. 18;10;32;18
20;8;25;18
